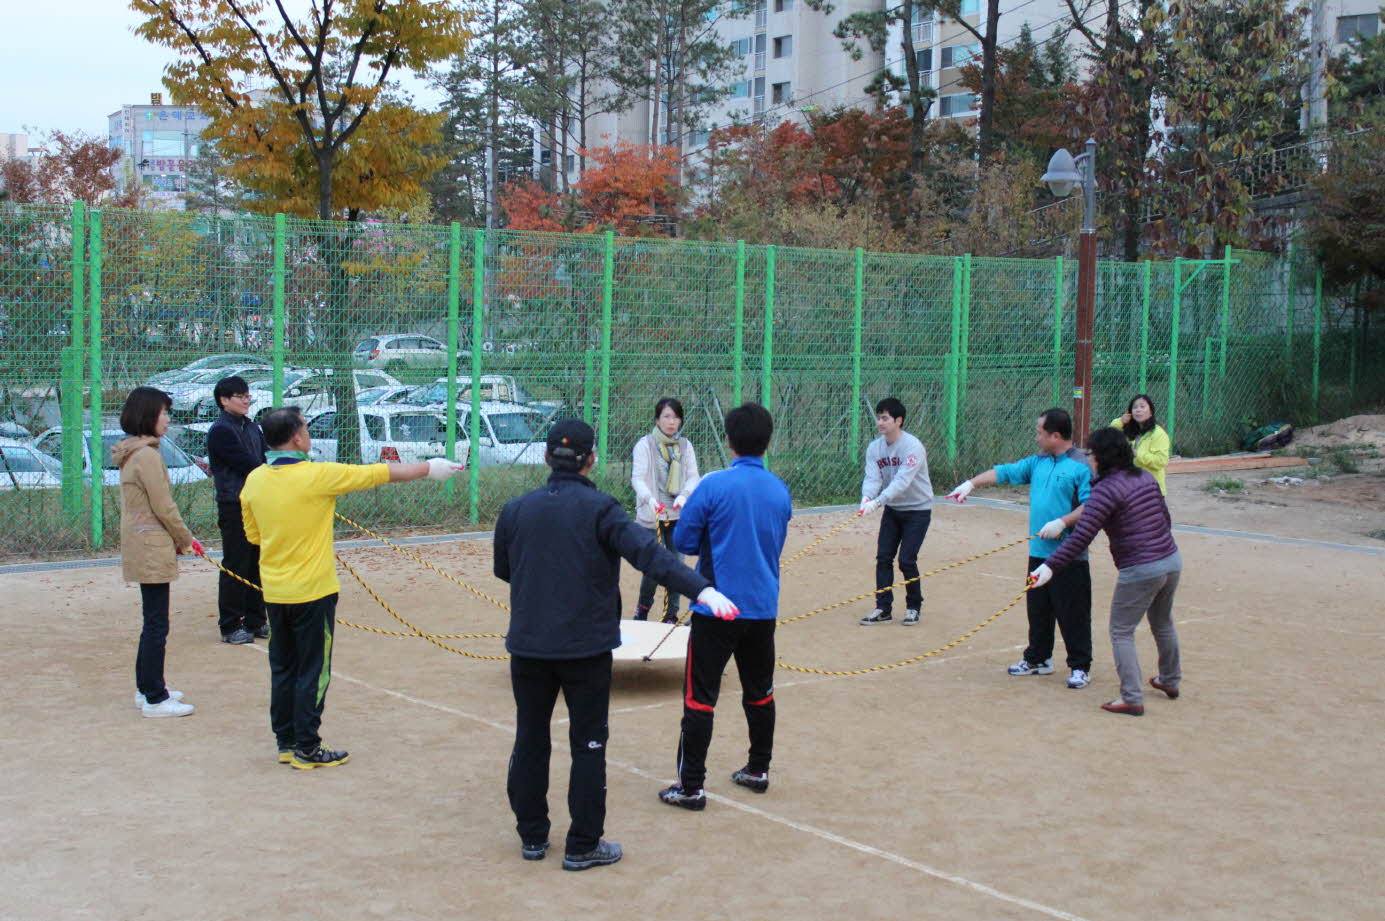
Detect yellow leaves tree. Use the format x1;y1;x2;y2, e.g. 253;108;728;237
131;0;469;221
131;0;470;460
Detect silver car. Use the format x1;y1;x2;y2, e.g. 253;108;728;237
353;334;453;371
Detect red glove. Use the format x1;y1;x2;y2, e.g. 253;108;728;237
190;538;205;556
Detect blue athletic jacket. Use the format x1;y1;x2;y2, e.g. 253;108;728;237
673;456;792;620
994;447;1093;559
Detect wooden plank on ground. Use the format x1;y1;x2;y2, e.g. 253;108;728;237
1168;453;1310;474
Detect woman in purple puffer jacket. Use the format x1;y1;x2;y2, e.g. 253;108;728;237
1027;427;1182;717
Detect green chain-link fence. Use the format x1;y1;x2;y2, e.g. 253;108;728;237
2;202;1381;559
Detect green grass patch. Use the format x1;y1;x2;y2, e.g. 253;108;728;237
1203;477;1245;495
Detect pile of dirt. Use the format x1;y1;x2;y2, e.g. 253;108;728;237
1298;414;1385;449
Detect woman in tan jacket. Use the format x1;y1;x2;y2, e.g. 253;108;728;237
115;387;199;718
629;397;701;623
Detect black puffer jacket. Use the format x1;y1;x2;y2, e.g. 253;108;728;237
494;471;710;659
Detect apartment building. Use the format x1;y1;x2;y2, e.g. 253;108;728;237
545;0;886;187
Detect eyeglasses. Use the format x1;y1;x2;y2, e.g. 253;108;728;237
230;394;254;403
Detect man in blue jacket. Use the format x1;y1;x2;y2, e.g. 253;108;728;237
494;418;736;871
206;375;269;645
659;403;793;811
945;408;1093;689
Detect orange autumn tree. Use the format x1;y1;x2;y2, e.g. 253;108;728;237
498;143;682;236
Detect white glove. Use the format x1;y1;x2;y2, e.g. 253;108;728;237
696;587;739;620
672;495;686;511
946;480;974;503
426;457;465;481
1037;518;1066;540
859;498;880;516
1028;564;1053;589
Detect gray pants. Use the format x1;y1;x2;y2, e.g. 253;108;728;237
1109;571;1182;705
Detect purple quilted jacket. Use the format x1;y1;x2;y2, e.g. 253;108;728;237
1045;468;1178;572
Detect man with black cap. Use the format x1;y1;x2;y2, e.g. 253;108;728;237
494;418;738;871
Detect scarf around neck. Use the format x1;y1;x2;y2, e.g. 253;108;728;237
652;427;683;497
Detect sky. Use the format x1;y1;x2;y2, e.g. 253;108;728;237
1;1;441;142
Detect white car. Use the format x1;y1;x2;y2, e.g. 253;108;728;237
356;384;418;406
190;369;402;421
305;404;470;466
0;438;62;489
459;400;549;466
146;353;265;387
166;365;272;418
407;375;564;418
32;427;209;487
352;334;454;371
165;422;214;475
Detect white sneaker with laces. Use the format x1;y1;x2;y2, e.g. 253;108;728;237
134;689;184;709
142;697;195;718
1067;669;1090;689
1007;658;1054;676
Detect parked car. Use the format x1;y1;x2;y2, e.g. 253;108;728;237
146;353;264;386
457;400;549;466
356;384;419;406
353;334;455;371
405;375;563;416
305;404;470;466
32;426;209;486
0;438;62;489
165;422;214;475
190;369;401;421
165;364;272;419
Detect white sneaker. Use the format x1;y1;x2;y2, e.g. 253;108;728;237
134;689;184;709
1067;669;1091;689
1007;658;1054;676
142;697;195;718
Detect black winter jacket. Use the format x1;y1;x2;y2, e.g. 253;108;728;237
494;471;711;659
207;411;268;503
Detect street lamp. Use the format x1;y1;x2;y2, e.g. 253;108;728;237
1042;138;1097;447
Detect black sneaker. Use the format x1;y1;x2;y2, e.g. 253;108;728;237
858;609;892;626
731;767;769;793
661;612;680;625
659;784;707;810
521;840;550;861
222;628;254;645
562;839;622;871
253;624;270;639
290;746;350;770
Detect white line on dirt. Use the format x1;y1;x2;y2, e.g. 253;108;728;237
246;642;1090;921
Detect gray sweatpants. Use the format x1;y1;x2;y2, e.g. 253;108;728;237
1108;571;1182;705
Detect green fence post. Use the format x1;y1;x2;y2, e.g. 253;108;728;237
960;253;972;397
1284;243;1295;368
444;223;461;501
272;213;286;404
1139;260;1151;392
851;247;864;465
469;229;485;523
87;210;104;549
761;245;775;412
1312;267;1322;415
599;231;614;470
1219;245;1231;379
63;202;87;525
733;240;745;406
582;350;594;426
947;257;963;465
1167;258;1182;445
1052;255;1064;405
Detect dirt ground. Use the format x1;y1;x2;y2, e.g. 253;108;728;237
2;483;1384;921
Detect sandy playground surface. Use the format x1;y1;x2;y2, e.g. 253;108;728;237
2;464;1384;921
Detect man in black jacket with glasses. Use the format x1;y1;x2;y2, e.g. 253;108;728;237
494;418;737;871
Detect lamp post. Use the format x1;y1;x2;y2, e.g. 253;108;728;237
1041;138;1097;447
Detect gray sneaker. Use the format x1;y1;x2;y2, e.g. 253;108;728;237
562;839;622;871
859;609;892;625
902;609;920;626
222;628;254;645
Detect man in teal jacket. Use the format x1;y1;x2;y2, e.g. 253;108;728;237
945;408;1094;690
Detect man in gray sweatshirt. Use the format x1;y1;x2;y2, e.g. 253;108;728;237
858;398;934;626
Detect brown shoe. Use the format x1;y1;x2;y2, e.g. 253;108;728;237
1149;677;1180;699
1101;700;1145;716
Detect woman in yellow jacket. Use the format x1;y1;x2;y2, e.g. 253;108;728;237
1111;394;1170;494
114;387;200;718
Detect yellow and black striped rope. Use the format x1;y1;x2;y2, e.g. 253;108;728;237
780;510;866;567
336;555;510;661
333;512;511;613
774;588;1029;676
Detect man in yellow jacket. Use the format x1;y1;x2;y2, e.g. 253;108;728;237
241;406;463;769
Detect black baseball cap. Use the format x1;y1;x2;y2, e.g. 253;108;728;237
547;418;595;462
